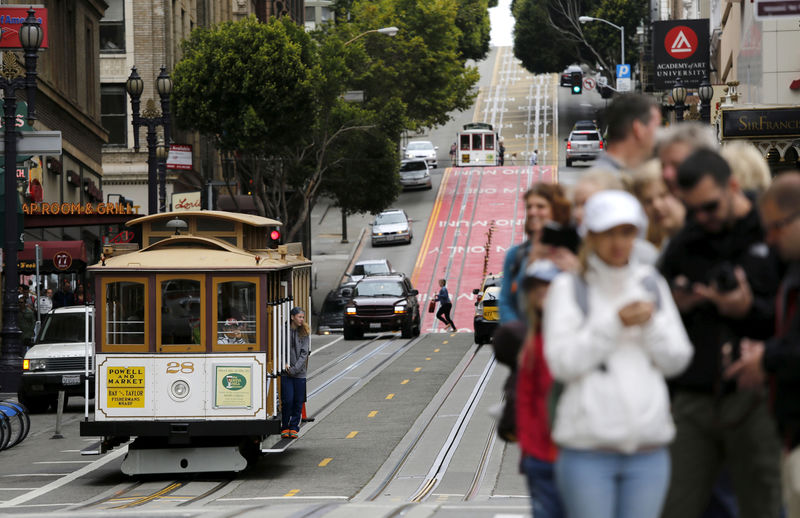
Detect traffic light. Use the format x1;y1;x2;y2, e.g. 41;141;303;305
571;71;583;95
268;228;282;248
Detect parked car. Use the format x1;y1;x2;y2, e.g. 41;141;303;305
399;159;432;190
572;119;598;132
371;209;413;246
343;273;421;340
348;259;394;283
565;130;603;167
317;282;356;334
473;274;502;345
19;306;95;413
560;65;582;87
403;140;438;168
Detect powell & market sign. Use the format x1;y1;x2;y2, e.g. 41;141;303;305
23;201;142;216
722;107;800;139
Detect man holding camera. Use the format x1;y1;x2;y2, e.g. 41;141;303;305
659;149;782;518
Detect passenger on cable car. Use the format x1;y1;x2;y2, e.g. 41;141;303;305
218;318;246;344
281;307;309;439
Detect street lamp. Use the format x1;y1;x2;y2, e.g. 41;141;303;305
126;65;173;215
672;76;687;122
156;139;170;212
698;77;714;123
579;16;624;67
344;26;399;46
0;8;43;392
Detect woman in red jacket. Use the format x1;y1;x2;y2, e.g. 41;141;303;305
516;259;563;518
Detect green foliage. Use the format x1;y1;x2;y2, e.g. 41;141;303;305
512;0;645;74
455;0;491;61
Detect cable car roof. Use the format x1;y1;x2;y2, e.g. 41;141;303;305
125;210;282;228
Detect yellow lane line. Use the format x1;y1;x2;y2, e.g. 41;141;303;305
414;367;422;372
401;379;409;385
284;489;300;497
411;166;451;286
425;357;431;361
386;393;395;400
442;340;448;344
346;431;359;439
434;348;440;352
368;411;378;417
319;458;333;467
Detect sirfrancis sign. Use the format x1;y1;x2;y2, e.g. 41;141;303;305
652;19;710;89
721;107;800;139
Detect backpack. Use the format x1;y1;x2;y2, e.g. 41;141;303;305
547;271;663;431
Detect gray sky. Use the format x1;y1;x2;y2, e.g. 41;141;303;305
489;0;514;47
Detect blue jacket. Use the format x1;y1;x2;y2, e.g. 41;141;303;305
435;286;450;304
499;241;530;324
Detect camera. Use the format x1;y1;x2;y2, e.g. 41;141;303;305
708;262;739;293
540;222;580;253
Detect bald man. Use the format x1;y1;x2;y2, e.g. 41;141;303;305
726;172;800;517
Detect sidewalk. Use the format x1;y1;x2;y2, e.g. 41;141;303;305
308;199;373;325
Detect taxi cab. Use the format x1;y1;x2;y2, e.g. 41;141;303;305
473;274;502;345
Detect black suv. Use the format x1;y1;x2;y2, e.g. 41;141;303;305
343;274;421;340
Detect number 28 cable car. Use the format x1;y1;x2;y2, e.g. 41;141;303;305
79;210;311;475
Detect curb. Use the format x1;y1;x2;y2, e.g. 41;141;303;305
340;227;367;285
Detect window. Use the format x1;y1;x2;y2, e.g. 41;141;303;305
472;134;483;150
100;0;125;52
320;6;333;22
101;85;127;146
305;6;315;21
484;134;495;150
460;134;470;150
157;276;204;352
103;279;148;352
214;279;259;351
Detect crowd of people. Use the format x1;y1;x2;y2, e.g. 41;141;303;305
495;92;800;518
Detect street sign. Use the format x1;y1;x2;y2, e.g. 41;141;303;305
616;78;632;92
653;19;710;89
0;130;62;155
166;144;192;170
597;76;608;86
616;64;631;79
583;77;596;90
755;0;800;19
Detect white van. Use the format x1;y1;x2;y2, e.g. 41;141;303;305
18;306;94;413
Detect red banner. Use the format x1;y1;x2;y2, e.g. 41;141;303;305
0;7;48;49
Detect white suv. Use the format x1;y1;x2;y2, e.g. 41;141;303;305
18;306;94;413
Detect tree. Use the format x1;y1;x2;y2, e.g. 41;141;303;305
455;0;491;61
512;0;646;77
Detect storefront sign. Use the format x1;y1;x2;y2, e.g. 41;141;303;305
653;19;710;89
721;107;800;139
0;6;48;49
214;365;252;408
166;144;192;170
22;201;141;215
755;0;800;19
172;191;201;211
107;366;145;408
53;251;71;270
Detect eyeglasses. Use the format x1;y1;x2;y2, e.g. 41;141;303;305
685;199;720;218
764;211;800;233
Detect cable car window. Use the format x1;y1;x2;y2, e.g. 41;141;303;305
484;134;495;150
196;219;236;232
104;280;146;349
216;280;257;350
460;134;470;150
159;278;202;348
472;134;483;150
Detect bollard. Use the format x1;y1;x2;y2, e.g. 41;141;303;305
51;390;65;439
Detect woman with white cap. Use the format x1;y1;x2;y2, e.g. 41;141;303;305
543;190;692;518
281;306;309;439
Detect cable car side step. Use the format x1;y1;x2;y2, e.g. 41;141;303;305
260;435;295;453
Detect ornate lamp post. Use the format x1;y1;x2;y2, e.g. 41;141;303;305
156;139;170;212
672;77;687;122
0;9;43;392
126;65;173;215
698;77;714;123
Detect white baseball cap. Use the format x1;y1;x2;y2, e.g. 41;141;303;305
581;190;646;234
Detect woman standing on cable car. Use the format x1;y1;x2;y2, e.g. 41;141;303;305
282;307;309;439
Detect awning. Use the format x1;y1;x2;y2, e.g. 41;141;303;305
17;240;88;274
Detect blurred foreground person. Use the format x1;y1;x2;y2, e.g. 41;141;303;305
721;141;772;195
632;159;686;250
593;93;661;174
659;149;782;518
725;172;800;517
516;259;564;518
656;122;718;193
544;190;692;518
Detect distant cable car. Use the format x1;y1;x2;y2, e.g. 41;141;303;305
456;123;500;167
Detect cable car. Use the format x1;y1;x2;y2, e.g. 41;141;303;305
79;210;311;475
456;122;500;167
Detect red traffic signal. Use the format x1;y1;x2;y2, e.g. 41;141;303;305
270;230;281;241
